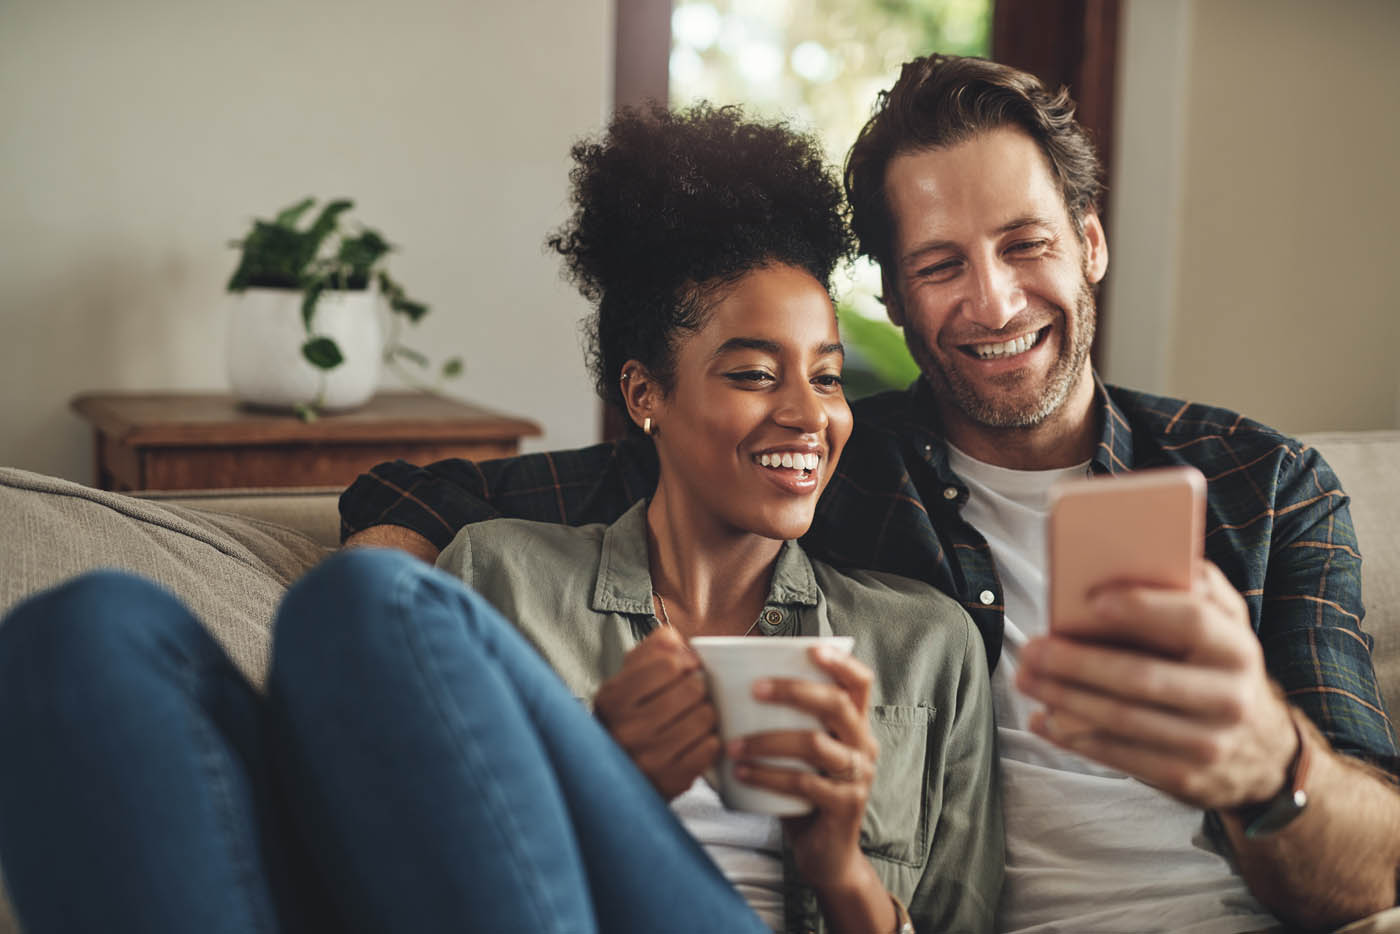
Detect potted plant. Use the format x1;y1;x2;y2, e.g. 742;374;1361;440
226;197;461;420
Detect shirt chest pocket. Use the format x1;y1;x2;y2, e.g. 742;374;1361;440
859;704;935;867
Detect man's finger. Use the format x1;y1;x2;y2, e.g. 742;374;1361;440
1074;583;1251;666
1019;636;1249;720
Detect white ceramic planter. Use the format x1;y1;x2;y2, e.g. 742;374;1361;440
227;288;384;411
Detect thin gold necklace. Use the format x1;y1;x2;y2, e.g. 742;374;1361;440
652;590;762;637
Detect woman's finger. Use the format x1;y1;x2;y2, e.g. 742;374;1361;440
730;727;858;776
806;645;873;713
754;677;869;752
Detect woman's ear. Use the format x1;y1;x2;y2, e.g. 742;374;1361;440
619;360;662;434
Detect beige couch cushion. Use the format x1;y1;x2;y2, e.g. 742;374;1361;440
1301;432;1400;719
0;467;329;687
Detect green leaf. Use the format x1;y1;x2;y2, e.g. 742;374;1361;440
377;271;405;303
302;336;344;370
293;402;319;422
227;220;308;291
303;199;354;263
274;197;316;228
300;279;326;331
336;230;392;278
441;357;464;379
391;298;429;322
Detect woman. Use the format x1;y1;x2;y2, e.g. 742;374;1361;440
0;105;999;934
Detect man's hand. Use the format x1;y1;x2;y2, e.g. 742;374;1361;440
343;525;441;564
593;626;721;800
1016;560;1296;809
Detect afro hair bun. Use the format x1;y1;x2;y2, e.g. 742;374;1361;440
548;102;852;412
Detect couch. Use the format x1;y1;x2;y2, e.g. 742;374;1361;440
1;431;1399;933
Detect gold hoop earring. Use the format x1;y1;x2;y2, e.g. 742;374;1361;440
643;417;652;436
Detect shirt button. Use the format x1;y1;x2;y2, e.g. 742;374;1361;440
979;590;995;605
763;609;783;625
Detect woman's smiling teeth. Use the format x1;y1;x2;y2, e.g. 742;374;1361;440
757;452;819;471
966;328;1043;359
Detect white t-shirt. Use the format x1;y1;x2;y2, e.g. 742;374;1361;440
946;444;1278;934
671;777;784;930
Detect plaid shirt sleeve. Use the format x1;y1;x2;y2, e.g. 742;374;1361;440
338;440;658;549
1256;443;1398;777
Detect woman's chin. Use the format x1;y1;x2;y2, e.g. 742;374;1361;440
736;504;818;543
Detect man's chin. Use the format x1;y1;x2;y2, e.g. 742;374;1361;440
932;367;1077;431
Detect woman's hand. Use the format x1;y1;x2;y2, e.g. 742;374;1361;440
593;626;722;800
728;645;880;889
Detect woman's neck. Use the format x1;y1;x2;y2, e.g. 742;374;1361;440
644;484;783;638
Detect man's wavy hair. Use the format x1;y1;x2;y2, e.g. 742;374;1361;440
845;54;1104;272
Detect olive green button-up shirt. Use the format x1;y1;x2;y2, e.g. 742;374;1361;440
437;501;1003;933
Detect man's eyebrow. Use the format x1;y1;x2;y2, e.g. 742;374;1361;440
900;215;1056;267
997;215;1053;234
712;337;845;357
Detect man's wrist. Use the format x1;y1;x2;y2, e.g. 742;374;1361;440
1230;706;1313;838
343;525;441;564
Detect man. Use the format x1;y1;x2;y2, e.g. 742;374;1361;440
343;56;1399;931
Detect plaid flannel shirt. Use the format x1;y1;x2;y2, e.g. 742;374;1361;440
340;376;1399;777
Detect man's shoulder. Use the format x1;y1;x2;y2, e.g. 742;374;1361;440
1105;384;1317;475
1108;384;1301;448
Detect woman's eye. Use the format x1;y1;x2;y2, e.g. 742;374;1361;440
727;370;774;384
813;373;843;388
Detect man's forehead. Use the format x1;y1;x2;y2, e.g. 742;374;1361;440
884;127;1067;251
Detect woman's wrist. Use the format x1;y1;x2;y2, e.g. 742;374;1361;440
812;854;899;933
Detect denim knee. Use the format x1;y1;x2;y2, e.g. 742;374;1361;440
269;548;502;703
0;571;210;682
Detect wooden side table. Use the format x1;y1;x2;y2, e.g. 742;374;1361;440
71;392;542;492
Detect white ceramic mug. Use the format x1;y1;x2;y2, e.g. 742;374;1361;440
690;635;855;816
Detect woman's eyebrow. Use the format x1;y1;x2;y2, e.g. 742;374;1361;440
712;338;845;358
712;337;781;357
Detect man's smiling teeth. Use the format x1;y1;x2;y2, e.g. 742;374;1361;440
757;453;819;470
969;332;1037;359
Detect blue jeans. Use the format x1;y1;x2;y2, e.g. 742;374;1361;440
0;549;767;934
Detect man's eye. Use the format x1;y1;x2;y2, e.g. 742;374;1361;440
916;259;960;280
1008;239;1048;254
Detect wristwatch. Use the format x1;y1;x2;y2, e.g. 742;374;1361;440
1234;708;1312;839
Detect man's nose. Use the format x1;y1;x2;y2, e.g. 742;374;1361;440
965;259;1027;330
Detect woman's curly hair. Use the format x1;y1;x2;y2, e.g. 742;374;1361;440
548;103;853;415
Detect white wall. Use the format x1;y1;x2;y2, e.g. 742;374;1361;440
1105;0;1400;434
0;0;612;483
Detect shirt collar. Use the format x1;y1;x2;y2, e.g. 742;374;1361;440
903;371;1136;483
590;500;820;615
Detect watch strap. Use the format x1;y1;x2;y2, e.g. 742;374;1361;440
1236;706;1312;838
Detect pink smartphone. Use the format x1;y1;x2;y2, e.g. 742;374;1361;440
1047;466;1206;636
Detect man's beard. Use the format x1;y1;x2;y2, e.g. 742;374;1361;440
908;277;1096;430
